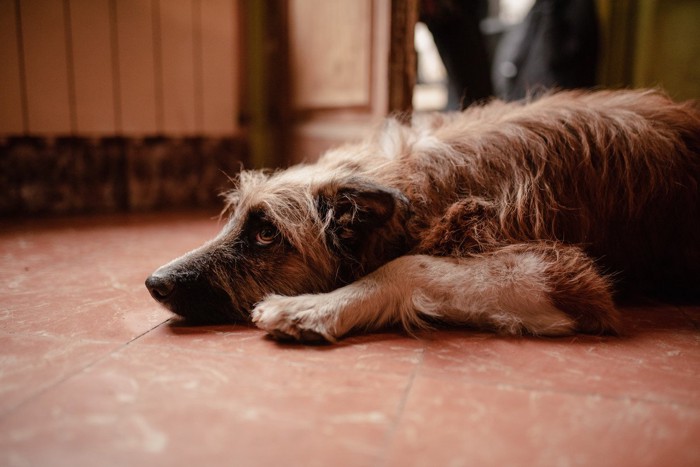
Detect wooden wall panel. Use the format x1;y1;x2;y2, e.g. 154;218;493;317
371;0;391;119
0;0;25;135
201;0;238;134
289;0;372;109
5;0;240;137
20;0;73;134
115;0;158;134
286;0;394;165
159;0;197;134
69;0;117;134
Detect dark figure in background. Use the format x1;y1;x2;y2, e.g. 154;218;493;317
493;0;599;101
422;0;599;107
420;0;493;109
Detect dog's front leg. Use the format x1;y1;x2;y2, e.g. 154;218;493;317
251;268;399;343
252;243;620;343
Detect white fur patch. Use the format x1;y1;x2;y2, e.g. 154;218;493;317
252;252;575;342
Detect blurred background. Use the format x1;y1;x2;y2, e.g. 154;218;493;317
1;0;699;217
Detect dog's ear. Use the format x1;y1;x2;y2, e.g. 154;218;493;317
317;180;399;243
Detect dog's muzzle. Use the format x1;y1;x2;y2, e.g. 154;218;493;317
145;262;241;324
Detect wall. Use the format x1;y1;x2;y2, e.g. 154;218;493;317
283;0;416;164
0;0;245;216
597;0;700;100
1;0;240;136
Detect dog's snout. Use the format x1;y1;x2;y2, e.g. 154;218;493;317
145;274;175;302
145;245;247;323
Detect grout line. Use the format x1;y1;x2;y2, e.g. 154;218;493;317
2;322;698;421
124;316;175;345
377;346;424;467
0;318;173;420
126;325;424;376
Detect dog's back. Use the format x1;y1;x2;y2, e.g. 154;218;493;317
337;89;700;294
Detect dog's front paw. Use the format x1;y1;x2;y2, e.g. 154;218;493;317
251;294;339;344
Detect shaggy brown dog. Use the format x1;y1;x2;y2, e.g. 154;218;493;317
146;89;700;343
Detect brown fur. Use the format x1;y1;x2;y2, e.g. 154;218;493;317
146;89;700;341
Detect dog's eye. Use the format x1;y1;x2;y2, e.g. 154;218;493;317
255;225;278;246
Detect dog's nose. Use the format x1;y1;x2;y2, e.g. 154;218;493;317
145;274;175;302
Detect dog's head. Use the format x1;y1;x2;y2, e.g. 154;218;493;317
145;166;409;323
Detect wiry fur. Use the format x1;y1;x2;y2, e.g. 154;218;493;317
146;89;700;343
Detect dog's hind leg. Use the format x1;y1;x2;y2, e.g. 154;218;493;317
252;242;620;343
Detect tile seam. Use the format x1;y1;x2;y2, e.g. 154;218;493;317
377;347;425;467
0;318;172;419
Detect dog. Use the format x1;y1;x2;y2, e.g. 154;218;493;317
146;89;700;343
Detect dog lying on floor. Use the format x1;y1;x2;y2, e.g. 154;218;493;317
146;89;700;343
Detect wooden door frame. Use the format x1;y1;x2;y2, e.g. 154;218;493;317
241;0;418;168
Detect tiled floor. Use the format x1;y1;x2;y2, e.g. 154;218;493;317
1;212;699;467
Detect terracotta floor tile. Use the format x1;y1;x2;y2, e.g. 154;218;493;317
387;375;700;467
0;213;219;342
0;342;409;467
1;212;698;467
0;332;117;415
415;305;700;407
138;320;425;375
